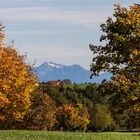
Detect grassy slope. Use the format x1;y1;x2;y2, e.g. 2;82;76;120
63;83;88;89
0;131;139;140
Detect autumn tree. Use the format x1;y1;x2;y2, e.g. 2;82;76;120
24;90;57;130
0;24;37;128
90;4;140;118
54;104;90;131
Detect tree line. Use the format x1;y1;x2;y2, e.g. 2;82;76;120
0;4;139;131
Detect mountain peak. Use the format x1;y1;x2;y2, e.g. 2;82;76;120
42;62;64;69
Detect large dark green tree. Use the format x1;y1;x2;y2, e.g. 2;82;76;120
90;4;140;127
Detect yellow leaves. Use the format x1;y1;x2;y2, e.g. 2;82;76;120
13;111;25;121
131;95;138;101
2;84;10;91
130;104;140;112
113;74;131;92
55;104;90;131
90;4;140;79
0;116;5;121
132;49;138;56
0;24;37;124
114;4;140;42
0;93;10;108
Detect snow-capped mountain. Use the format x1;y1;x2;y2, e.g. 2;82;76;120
33;62;111;83
43;62;64;69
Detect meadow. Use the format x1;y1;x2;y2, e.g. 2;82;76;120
0;131;139;140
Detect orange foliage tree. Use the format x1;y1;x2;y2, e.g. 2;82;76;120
0;24;37;128
54;104;90;131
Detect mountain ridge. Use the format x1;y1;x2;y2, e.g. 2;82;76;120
33;62;111;83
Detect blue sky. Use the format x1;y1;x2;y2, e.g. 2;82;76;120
0;0;139;69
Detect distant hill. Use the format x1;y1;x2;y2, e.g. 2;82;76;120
33;62;111;83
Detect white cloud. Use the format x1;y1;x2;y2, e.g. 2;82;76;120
13;42;92;68
15;43;89;58
0;6;113;27
0;5;113;69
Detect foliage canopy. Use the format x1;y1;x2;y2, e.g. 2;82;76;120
90;4;140;77
90;4;140;114
0;24;37;128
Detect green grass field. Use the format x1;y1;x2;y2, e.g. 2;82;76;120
0;131;139;140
